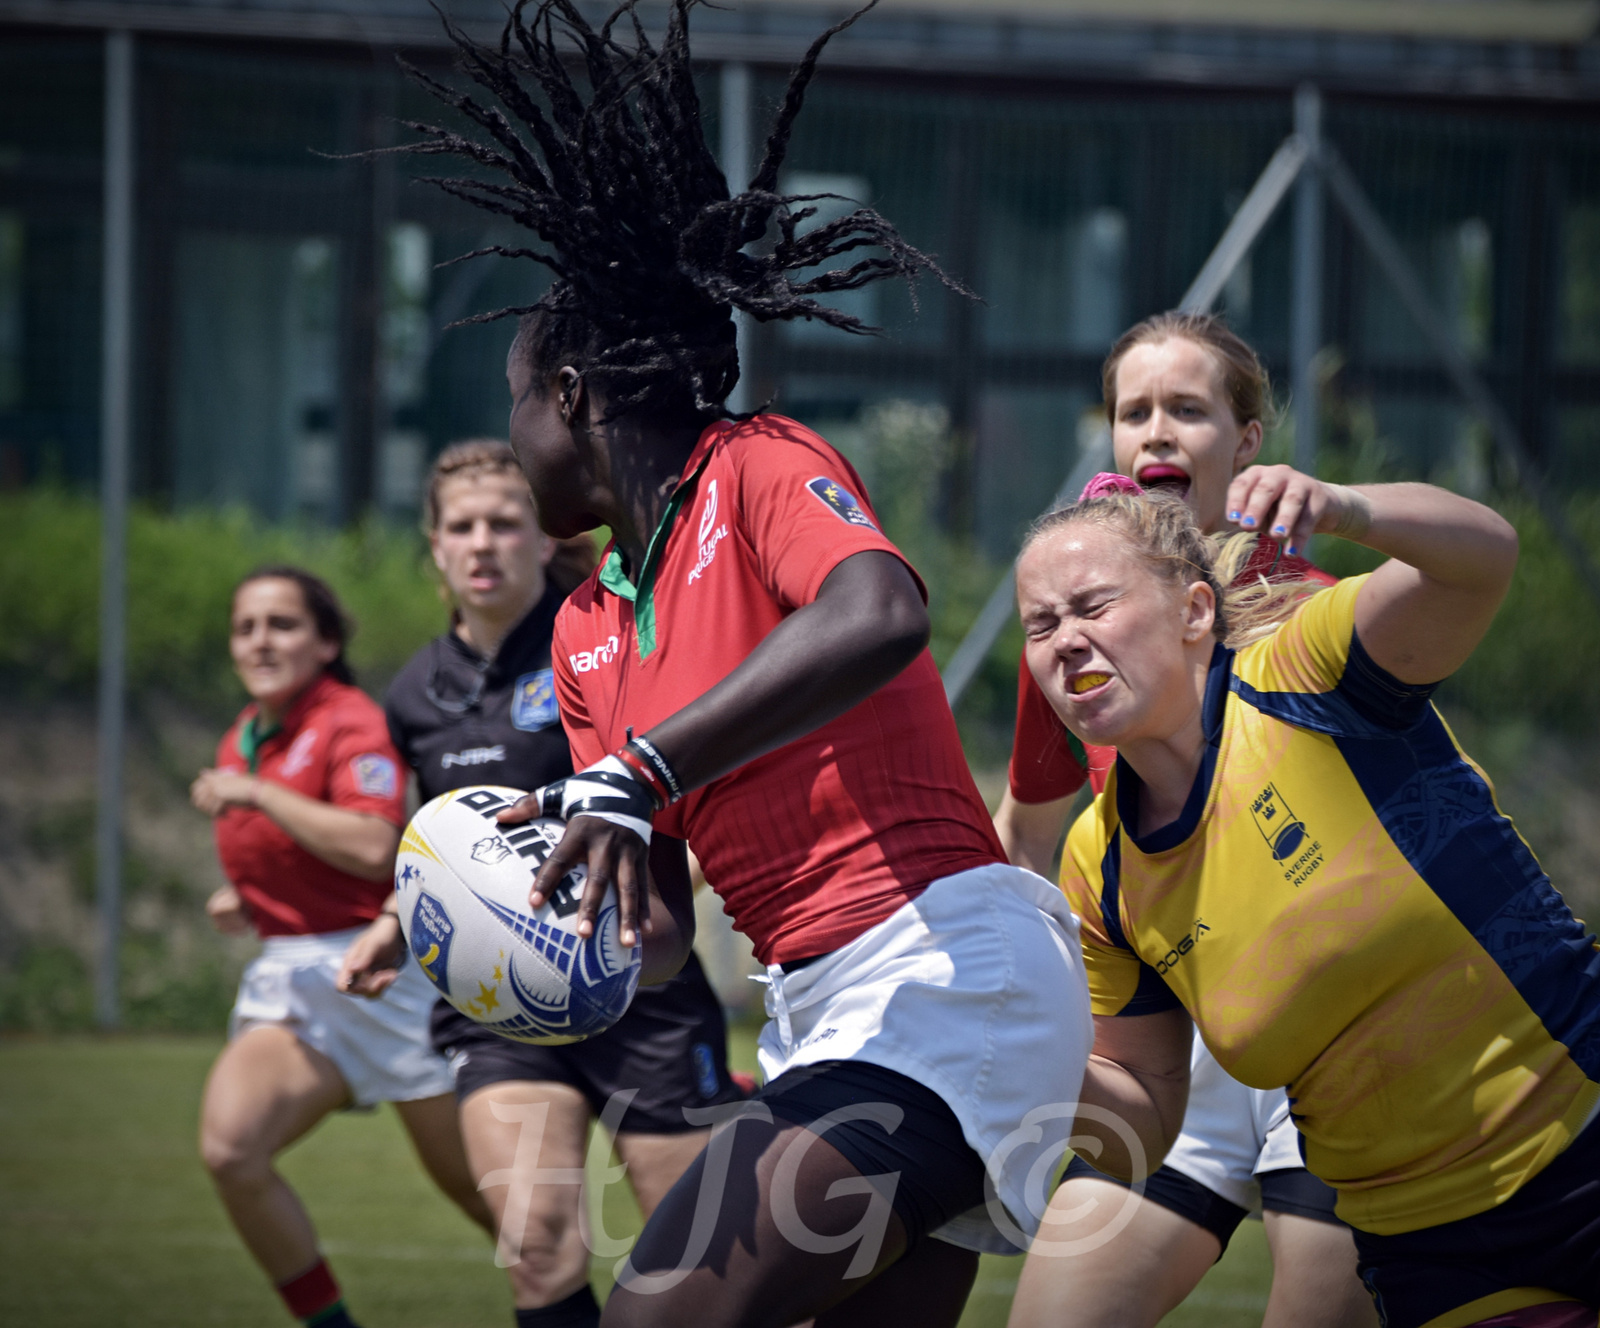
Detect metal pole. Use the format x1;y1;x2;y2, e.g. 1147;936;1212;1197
1291;84;1324;475
942;135;1310;705
1178;134;1309;316
941;429;1112;708
720;62;753;415
1320;144;1600;613
96;28;135;1031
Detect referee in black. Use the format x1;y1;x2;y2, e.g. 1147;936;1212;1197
339;440;739;1328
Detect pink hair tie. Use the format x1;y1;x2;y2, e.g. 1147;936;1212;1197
1078;471;1144;502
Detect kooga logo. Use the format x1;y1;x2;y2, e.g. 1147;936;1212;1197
1155;919;1210;976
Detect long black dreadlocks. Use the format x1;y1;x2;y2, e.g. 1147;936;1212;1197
402;0;964;427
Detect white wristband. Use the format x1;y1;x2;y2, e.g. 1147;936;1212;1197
537;755;655;847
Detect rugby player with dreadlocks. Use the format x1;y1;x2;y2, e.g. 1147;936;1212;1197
400;4;1096;1324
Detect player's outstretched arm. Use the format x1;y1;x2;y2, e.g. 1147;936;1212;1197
1073;1009;1192;1182
1226;466;1518;685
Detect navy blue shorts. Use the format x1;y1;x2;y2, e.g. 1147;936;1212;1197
1352;1118;1600;1328
1060;1158;1343;1254
430;951;741;1134
758;1059;988;1246
1062;1155;1249;1250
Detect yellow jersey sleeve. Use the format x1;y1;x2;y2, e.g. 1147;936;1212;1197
1236;574;1441;733
1059;794;1184;1018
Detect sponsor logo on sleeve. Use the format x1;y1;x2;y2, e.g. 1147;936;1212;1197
350;752;398;799
511;669;560;731
807;477;877;530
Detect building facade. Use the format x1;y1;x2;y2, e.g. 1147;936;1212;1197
1;0;1598;558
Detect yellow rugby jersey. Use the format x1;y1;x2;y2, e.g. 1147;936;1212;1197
1061;575;1600;1236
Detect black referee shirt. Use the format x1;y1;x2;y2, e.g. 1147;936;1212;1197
386;584;574;802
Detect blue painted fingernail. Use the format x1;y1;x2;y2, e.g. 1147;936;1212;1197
1273;524;1287;535
1241;516;1256;528
1287;545;1298;556
1228;510;1240;520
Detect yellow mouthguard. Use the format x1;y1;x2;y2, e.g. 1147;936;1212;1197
1071;672;1110;694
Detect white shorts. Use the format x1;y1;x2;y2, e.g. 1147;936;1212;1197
230;928;454;1108
1161;1038;1301;1212
756;863;1095;1255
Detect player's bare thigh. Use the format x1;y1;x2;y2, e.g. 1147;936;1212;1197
460;1078;592;1307
1262;1210;1378;1328
615;1130;712;1219
200;1022;351;1171
1007;1175;1221;1328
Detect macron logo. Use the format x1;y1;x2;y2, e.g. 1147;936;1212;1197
569;635;621;674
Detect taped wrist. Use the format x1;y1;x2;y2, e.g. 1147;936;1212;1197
615;737;683;807
538;755;655;846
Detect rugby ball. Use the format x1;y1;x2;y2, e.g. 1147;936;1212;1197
393;785;640;1045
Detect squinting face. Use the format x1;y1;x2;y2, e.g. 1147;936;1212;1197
1110;337;1262;535
431;473;552;617
229;578;338;714
1017;522;1213;750
507;349;600;541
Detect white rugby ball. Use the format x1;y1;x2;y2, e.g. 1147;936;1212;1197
394;785;640;1045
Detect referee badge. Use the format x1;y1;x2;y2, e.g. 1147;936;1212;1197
511;668;560;731
807;477;878;531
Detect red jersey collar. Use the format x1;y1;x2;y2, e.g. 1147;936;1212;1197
240;670;340;753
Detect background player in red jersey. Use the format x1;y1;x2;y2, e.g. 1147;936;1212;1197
397;5;1096;1325
192;567;489;1328
996;315;1376;1328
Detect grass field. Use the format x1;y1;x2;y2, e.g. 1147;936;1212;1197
0;1034;1275;1326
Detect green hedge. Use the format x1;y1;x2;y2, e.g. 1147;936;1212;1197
0;489;448;714
2;480;1598;728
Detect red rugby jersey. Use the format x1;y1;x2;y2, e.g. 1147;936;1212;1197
1008;540;1337;802
552;415;1004;966
213;672;407;937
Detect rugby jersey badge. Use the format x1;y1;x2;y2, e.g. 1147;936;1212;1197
350;752;397;798
511;668;559;731
807;477;877;530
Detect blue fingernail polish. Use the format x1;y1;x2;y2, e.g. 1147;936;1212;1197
1242;516;1256;528
1228;510;1239;520
1273;524;1287;535
1287;545;1298;556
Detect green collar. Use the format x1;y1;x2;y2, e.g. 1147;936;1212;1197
236;713;282;773
597;448;715;661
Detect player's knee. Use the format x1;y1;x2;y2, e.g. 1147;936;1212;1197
199;1129;270;1191
499;1193;582;1266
